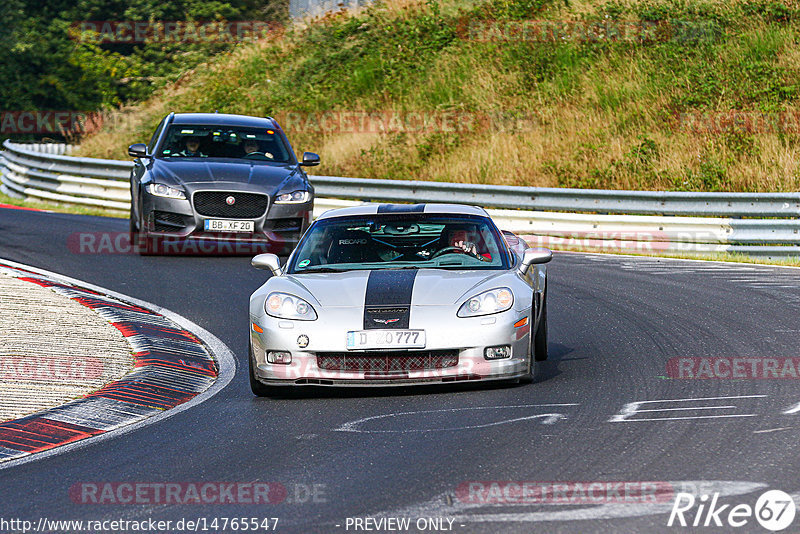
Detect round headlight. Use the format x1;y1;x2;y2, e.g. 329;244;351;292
457;287;515;318
497;289;513;309
264;292;318;321
267;294;282;312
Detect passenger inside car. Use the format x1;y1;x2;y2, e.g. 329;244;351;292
177;136;207;157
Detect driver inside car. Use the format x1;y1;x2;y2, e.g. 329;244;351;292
242;139;274;159
439;224;492;261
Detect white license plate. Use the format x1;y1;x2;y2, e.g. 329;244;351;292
204;219;254;233
347;330;426;350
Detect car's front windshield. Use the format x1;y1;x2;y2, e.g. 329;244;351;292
158;124;292;163
286;214;511;273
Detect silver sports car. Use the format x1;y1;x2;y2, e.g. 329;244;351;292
247;203;552;394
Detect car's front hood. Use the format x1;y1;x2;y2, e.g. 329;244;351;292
284;269;510;308
150;159;298;189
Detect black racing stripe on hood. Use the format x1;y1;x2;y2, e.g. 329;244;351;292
363;269;418;329
376;204;425;213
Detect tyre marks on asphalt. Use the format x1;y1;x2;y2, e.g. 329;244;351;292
0;261;219;463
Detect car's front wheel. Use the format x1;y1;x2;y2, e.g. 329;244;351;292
134;201;156;256
521;287;548;384
129;203;139;252
534;287;548;362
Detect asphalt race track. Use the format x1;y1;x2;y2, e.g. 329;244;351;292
1;207;799;533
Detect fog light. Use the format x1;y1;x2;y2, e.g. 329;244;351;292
267;351;292;364
484;345;511;360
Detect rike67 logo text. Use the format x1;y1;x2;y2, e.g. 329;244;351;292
668;490;796;531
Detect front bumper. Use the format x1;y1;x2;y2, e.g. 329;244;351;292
140;185;312;251
249;308;532;386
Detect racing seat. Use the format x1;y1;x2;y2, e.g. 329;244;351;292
325;229;381;264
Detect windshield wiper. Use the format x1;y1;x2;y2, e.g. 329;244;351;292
297;267;349;273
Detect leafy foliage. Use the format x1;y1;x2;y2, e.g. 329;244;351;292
0;0;283;116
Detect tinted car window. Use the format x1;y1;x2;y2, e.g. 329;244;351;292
158;125;291;162
287;214;511;273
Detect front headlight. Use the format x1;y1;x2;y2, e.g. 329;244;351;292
265;292;317;320
274;190;310;204
457;288;514;318
147;183;186;199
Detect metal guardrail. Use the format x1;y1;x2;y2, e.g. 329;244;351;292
310;176;800;218
0;141;131;210
8;143;74;156
2;140;800;258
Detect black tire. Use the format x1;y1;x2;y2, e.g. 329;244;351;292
534;289;548;362
129;203;139;252
520;289;548;385
135;203;156;256
519;322;536;384
249;342;275;397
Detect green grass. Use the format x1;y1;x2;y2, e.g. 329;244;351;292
77;0;800;193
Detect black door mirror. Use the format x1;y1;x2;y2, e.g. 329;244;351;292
300;152;320;167
128;143;149;158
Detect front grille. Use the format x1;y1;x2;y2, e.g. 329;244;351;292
193;191;268;218
317;351;458;373
152;211;186;232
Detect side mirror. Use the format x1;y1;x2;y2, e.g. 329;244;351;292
251;253;282;275
300;152;320;167
128;143;149;158
518;248;552;275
